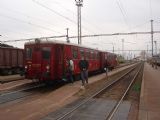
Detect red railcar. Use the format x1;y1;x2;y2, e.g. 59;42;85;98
24;40;117;81
0;47;24;75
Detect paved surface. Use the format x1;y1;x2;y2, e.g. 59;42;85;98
138;63;160;120
0;75;24;82
0;63;135;120
43;99;131;120
0;79;32;92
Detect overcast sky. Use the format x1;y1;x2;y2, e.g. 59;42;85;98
0;0;160;58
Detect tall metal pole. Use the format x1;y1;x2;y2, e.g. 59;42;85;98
122;39;124;58
75;0;83;45
147;45;148;57
66;28;70;43
151;20;154;57
113;45;114;53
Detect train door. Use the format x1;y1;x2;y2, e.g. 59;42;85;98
31;47;42;77
55;45;64;79
41;47;51;77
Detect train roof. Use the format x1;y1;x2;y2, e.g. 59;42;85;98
0;43;13;48
25;40;117;55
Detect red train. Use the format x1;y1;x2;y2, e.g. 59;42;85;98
0;44;24;75
24;39;118;81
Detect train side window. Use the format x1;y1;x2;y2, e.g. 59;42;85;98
72;48;78;59
90;51;94;59
105;54;107;60
97;53;100;59
26;48;32;59
95;52;98;59
80;50;84;59
86;51;90;59
93;52;96;59
42;47;51;60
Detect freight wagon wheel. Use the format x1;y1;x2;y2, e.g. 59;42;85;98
7;70;13;75
2;69;9;76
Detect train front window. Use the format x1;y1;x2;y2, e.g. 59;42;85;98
42;47;51;60
26;48;32;59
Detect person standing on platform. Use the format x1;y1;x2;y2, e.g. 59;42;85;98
104;62;109;80
79;57;89;87
68;58;74;83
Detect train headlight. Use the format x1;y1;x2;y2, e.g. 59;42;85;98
46;65;50;71
25;65;28;69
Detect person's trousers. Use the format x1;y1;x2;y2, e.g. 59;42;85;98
80;70;88;86
68;70;74;83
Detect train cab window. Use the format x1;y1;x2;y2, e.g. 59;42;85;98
80;50;84;59
42;47;51;60
26;48;32;59
72;48;78;59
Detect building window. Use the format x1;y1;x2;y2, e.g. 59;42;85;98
26;48;32;59
42;47;51;60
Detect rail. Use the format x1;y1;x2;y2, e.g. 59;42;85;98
55;63;140;120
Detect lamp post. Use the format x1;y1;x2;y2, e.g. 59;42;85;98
122;39;124;58
75;0;83;44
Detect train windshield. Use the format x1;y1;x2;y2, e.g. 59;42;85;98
26;48;32;59
42;47;51;60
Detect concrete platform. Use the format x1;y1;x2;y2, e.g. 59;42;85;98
138;63;160;120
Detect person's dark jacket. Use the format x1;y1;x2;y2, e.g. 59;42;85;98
79;60;89;71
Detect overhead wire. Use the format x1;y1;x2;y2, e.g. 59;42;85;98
46;0;104;33
116;0;130;30
0;13;63;35
149;0;153;19
32;0;96;34
0;6;63;34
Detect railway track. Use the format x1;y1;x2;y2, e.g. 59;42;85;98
0;78;25;84
0;83;45;104
48;62;143;120
0;79;68;105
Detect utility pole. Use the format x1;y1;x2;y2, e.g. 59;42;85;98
151;20;154;57
66;28;70;43
147;45;149;57
113;45;114;53
154;41;157;55
75;0;83;45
